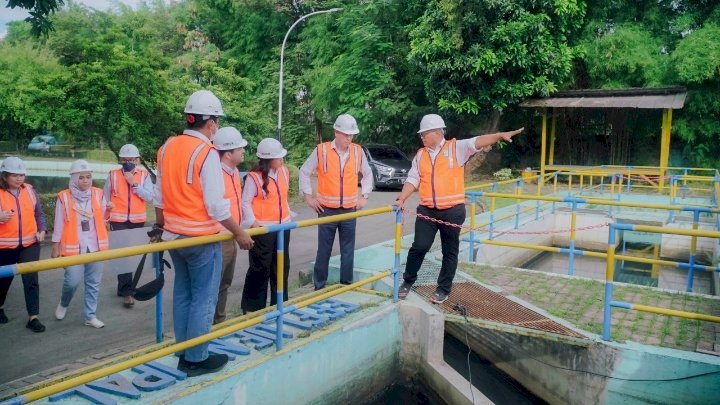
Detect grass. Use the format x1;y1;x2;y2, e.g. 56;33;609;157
459;262;720;352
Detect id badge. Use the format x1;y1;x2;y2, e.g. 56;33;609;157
81;220;90;232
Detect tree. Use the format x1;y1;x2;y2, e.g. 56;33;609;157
5;0;64;37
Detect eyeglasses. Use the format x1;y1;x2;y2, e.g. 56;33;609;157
120;158;136;163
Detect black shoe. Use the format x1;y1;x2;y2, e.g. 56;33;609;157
429;290;449;304
398;282;412;300
26;318;46;333
178;354;229;377
0;309;7;324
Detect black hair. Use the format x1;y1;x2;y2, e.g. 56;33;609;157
187;115;218;130
0;172;9;191
250;159;273;195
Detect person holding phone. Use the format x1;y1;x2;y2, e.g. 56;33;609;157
103;144;154;308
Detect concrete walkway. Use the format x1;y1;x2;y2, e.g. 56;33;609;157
0;190;417;389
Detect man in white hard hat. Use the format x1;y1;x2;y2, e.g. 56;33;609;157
103;143;154;308
154;90;254;377
395;114;523;304
211;127;247;324
299;113;373;289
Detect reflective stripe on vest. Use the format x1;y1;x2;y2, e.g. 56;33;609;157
223;167;243;224
316;142;362;208
417;139;466;209
158;135;223;236
58;188;109;256
0;184;39;249
108;168;148;223
248;166;291;226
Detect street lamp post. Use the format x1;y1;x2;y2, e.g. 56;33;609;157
277;8;343;142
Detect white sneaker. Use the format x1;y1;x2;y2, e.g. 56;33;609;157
84;318;104;328
55;304;67;320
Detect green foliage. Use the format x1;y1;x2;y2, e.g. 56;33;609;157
39;193;57;232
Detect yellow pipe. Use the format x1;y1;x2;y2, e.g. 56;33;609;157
22;271;391;402
13;206;394;275
628;304;720;323
606;245;616;281
394;221;402;255
277;236;284;300
651;244;660;279
540;109;547;191
476;192;720;213
568;173;573;193
549;113;556;166
580;175;584;192
633;224;720;239
466;176;528;191
570;210;577;242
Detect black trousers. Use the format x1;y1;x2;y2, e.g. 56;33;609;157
403;204;466;294
313;206;357;289
110;221;146;297
0;243;41;316
241;230;290;313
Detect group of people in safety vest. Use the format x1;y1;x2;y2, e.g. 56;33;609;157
0;88;522;377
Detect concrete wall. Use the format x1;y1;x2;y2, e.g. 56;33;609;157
474;216;554;268
446;322;720;405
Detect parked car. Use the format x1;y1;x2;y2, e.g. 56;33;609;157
362;144;412;190
27;135;58;152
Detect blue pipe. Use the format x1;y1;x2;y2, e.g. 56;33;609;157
0;264;17;278
275;231;285;350
602;281;614;341
468;195;476;262
393;209;402;302
153;252;164;343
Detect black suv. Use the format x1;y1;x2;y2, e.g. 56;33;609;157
362;144;412;190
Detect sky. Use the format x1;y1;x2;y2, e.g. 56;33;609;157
1;0;143;37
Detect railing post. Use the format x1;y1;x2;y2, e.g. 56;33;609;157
153;252;164;343
687;209;700;292
552;173;558;213
489;182;497;239
276;231;285;350
514;179;522;229
393;207;402;301
568;199;578;276
468;195;477;261
603;224;618;341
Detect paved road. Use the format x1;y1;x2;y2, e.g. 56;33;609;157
0;189;419;384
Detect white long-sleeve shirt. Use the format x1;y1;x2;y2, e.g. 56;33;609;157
298;140;373;197
405;138;484;188
241;169;296;228
153;130;230;239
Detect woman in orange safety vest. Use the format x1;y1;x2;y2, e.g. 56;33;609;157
0;157;47;333
51;160;112;329
240;138;294;313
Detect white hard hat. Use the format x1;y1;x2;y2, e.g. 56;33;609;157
69;159;92;174
417;114;446;134
333;114;360;135
184;90;225;117
0;156;27;175
214;127;248;151
118;144;140;158
256;138;287;159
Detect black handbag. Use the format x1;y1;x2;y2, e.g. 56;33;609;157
131;251;171;301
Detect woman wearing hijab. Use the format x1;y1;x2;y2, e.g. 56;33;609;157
0;157;47;332
51;160;112;328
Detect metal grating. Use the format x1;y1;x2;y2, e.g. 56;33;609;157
413;283;585;338
414;261;466;286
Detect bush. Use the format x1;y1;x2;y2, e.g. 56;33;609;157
493;168;514;181
39;193;57;233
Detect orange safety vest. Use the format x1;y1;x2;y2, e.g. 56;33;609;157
223;166;243;224
108;168;149;224
316;142;363;208
0;184;39;249
57;188;109;256
157;134;223;236
417;139;466;209
247;166;291;226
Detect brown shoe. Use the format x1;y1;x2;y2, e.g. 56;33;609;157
123;296;135;308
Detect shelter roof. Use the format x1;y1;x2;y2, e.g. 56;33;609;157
520;87;686;109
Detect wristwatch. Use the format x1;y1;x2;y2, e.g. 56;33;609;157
362;194;369;199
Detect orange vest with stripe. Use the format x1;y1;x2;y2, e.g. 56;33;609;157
223;166;243;224
107;168;149;224
157;134;223;236
417;139;466;209
316;142;363;208
248;166;291;226
57;188;109;256
0;184;39;249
